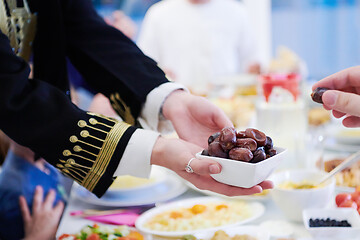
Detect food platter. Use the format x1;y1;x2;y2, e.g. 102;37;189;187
107;166;168;194
73;169;187;207
135;197;265;237
193;225;269;240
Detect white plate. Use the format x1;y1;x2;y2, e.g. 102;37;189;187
107;166;168;194
324;138;360;153
185;181;270;201
73;172;187;207
135;197;265;237
325;126;360;146
303;208;360;239
193;225;269;240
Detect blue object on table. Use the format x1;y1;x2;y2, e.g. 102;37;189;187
0;151;67;240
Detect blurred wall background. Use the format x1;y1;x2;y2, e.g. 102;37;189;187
272;0;360;80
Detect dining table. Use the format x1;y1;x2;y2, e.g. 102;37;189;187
57;178;315;240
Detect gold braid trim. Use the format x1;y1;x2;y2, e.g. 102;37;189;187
0;0;36;61
82;121;131;191
110;92;135;125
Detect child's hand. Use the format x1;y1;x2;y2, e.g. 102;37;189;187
20;186;64;240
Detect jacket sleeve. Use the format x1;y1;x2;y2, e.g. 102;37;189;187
0;31;137;197
64;0;170;125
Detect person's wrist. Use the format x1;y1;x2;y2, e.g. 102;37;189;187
150;136;166;167
162;90;188;120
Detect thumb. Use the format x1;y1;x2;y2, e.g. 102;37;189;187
323;90;360;117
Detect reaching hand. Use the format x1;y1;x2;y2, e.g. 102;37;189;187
312;66;360;127
20;186;64;240
151;137;273;196
162;90;233;148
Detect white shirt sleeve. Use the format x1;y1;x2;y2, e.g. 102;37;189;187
113;82;187;178
113;128;159;178
138;82;188;133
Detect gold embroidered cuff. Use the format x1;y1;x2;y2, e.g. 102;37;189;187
57;112;132;193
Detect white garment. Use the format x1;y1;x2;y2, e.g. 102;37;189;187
137;0;260;87
114;82;186;178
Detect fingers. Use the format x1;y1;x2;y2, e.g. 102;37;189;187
188;158;221;175
258;180;274;190
54;201;65;217
332;109;346;118
32;185;44;213
19;196;31;223
312;66;360;91
44;189;56;210
322;90;360;117
343;116;360;128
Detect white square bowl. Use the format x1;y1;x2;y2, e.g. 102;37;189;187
303;208;360;239
196;147;286;188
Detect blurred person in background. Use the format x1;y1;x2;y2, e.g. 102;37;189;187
138;0;262;92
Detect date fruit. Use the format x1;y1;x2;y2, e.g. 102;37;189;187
236;131;246;138
208;141;228;159
202;127;277;164
208;132;220;145
229;147;253;162
245;128;267;146
251;147;266;163
264;136;273;151
235;138;257;151
201;149;209;156
311;87;329;104
219;127;237;150
266;148;277;158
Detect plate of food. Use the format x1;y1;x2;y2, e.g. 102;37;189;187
191;226;269;240
108;166;167;194
323;157;360;191
135;197;265;237
57;223;146;240
73;170;187;207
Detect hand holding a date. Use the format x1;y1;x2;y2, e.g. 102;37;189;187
312;66;360;127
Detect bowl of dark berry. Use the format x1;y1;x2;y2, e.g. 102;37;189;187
303;208;360;238
196;127;286;188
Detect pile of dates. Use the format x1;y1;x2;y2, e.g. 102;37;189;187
202;127;277;163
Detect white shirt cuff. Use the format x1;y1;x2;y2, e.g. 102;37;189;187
138;82;188;133
113;129;160;178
